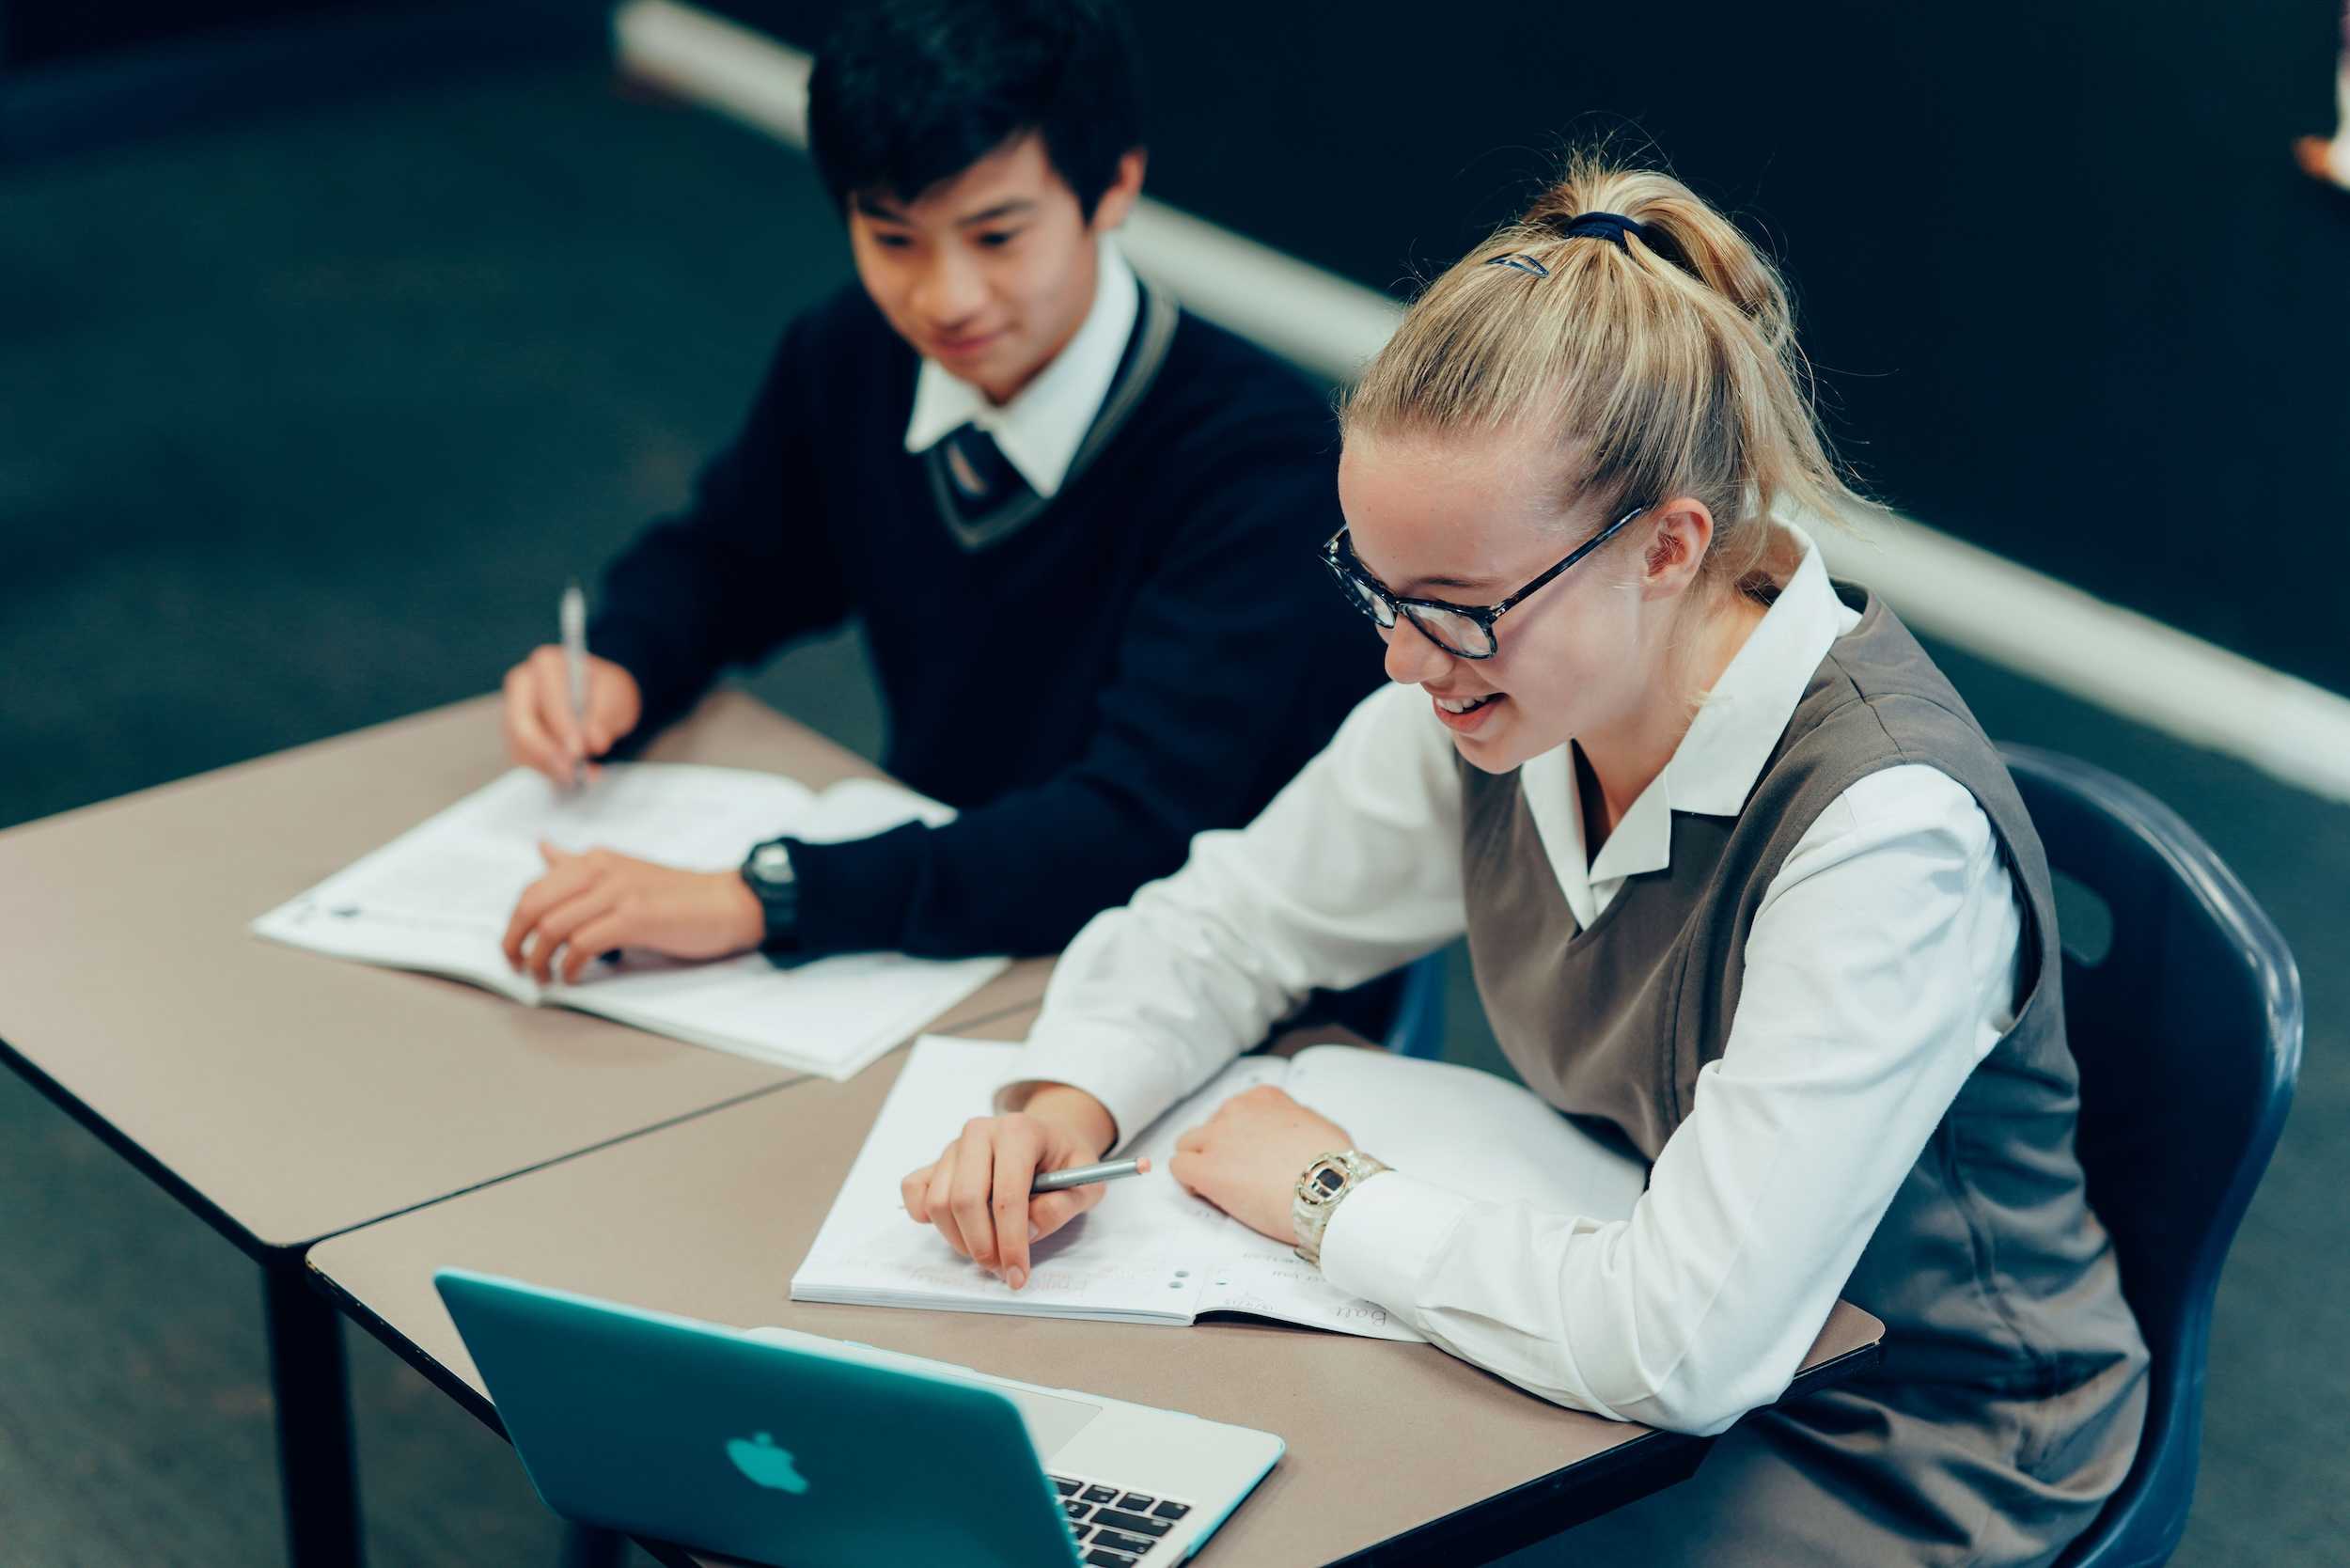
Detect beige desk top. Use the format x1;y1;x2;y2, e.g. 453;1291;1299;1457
307;1009;1886;1567
0;690;1050;1253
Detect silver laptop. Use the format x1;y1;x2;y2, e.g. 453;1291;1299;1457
436;1268;1284;1566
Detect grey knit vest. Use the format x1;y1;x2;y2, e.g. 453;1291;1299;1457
1460;582;2146;1398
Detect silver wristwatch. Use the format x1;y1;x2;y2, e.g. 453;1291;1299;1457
1292;1150;1390;1267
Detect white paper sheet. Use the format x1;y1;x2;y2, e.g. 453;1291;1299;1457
253;764;1008;1077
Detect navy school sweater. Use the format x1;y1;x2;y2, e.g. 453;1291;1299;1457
588;282;1380;959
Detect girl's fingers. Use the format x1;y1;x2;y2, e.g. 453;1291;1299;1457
1026;1181;1099;1243
949;1128;999;1271
992;1124;1045;1287
901;1162;936;1223
925;1151;969;1261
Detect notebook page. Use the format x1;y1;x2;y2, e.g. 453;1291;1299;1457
253;767;804;1001
799;776;961;840
792;1037;1206;1324
549;773;1006;1075
1184;1047;1647;1335
1104;1058;1418;1341
1276;1046;1650;1218
566;948;1006;1079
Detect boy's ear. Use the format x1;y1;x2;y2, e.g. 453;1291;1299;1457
1089;149;1148;231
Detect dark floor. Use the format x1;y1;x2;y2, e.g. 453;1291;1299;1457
1;61;2341;1567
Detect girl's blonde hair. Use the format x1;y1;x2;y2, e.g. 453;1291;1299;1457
1342;149;1871;587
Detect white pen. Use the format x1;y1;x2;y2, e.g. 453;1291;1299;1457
559;578;588;787
1031;1156;1150;1194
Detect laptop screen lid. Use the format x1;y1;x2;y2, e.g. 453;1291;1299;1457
435;1268;1077;1568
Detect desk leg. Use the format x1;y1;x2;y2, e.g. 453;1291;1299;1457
264;1262;365;1567
557;1525;629;1567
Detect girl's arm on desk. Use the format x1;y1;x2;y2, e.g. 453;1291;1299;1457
901;680;1469;1289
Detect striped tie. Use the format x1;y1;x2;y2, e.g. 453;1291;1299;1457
940;422;1026;518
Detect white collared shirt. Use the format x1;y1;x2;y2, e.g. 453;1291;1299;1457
901;236;1139;500
999;526;2024;1435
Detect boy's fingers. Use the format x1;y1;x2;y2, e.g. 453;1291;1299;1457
531;651;586;760
587;679;634;754
501;861;589;965
525;889;611;982
559;913;626;983
503;670;568;781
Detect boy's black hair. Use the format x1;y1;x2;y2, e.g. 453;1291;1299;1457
807;0;1144;221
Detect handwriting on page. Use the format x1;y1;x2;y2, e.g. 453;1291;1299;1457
816;1213;1199;1313
336;843;538;929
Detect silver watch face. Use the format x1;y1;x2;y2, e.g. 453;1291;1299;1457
1299;1156;1350;1207
749;843;794;883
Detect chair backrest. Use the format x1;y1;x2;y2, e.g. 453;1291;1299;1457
1383;948;1449;1060
2000;745;2301;1568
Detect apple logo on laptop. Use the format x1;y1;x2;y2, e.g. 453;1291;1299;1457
725;1432;810;1495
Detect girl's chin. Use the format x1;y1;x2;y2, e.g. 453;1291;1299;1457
1448;728;1530;774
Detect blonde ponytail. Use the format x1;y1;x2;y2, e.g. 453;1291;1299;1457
1344;149;1871;586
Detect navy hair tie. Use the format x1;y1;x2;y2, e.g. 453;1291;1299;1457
1559;211;1647;250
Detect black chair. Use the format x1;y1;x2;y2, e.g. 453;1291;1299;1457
1384;948;1450;1059
2001;746;2302;1568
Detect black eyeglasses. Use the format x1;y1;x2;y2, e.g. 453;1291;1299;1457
1320;501;1649;660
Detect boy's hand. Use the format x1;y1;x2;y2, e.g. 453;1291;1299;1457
502;843;762;983
502;646;642;785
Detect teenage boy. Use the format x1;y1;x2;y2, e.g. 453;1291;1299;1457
497;0;1374;976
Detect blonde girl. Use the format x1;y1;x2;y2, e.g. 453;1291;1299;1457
902;151;2149;1564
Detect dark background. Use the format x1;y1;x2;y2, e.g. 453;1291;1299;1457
734;0;2350;693
12;2;2347;685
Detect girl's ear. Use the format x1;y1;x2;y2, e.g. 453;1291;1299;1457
1640;498;1716;599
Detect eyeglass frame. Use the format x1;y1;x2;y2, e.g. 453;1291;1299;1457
1320;499;1651;660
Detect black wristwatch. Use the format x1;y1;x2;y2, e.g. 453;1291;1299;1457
740;837;803;954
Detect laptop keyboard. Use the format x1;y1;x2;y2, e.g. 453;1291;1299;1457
1049;1472;1195;1565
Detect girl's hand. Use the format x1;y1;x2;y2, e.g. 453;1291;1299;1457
1168;1086;1355;1244
901;1086;1122;1291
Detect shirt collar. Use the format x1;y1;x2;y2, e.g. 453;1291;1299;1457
1520;524;1860;926
901;236;1139;500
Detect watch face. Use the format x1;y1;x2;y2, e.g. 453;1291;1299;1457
750;844;793;881
1313;1167;1347;1196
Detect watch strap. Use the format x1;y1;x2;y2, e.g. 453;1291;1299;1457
740;836;803;954
1292;1150;1390;1268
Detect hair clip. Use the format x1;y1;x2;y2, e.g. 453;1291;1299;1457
1484;253;1551;278
1558;212;1646;251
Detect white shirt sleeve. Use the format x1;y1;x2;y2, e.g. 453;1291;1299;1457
1316;763;2025;1435
997;681;1468;1146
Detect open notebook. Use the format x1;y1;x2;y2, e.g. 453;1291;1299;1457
791;1035;1649;1339
251;765;1006;1080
